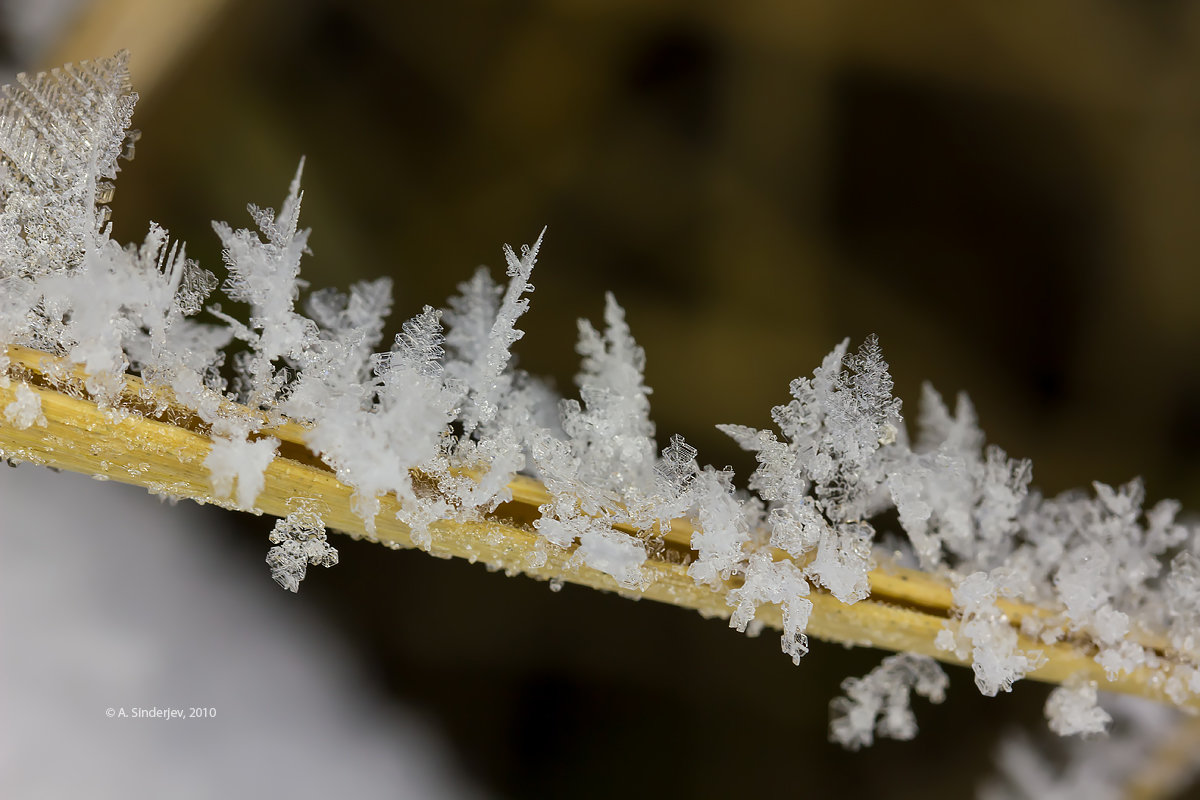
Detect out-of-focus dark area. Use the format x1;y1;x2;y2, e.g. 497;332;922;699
5;1;1200;797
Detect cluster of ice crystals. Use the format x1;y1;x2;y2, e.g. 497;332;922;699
210;161;315;415
717;335;900;616
4;53;1200;749
283;276;392;423
1165;551;1200;664
573;527;648;590
829;653;949;749
686;466;754;589
886;385;1033;571
203;433;279;510
561;292;657;495
0;52;137;277
1045;680;1111;737
728;552;812;664
3;382;44;429
527;292;666;588
266;509;338;592
444;232;541;438
936;571;1044;696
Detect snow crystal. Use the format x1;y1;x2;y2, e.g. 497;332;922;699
574;527;647;590
806;522;873;604
204;433;279;510
655;433;698;496
1045;681;1111;737
829;653;949;749
687;467;753;589
3;382;45;429
728;552;812;665
561;292;657;494
211;160;316;414
266;509;337;592
304;304;459;544
443;231;542;435
938;571;1043;696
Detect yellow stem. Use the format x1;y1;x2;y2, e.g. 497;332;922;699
0;345;1190;708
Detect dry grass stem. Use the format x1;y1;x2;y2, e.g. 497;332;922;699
1;345;1191;709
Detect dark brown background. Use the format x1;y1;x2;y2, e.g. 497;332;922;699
16;1;1200;796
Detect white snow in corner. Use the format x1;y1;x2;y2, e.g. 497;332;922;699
0;465;482;799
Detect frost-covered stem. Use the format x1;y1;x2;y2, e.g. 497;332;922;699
0;345;1192;711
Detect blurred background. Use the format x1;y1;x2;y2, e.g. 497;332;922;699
2;0;1199;797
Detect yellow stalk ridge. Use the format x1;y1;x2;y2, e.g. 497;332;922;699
0;345;1189;708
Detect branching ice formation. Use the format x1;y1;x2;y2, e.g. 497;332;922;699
266;508;338;592
1;53;1198;752
829;653;949;749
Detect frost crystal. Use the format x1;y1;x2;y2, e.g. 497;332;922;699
266;509;338;592
728;552;812;665
574;527;647;590
937;571;1043;696
829;653;949;749
211;160;315;414
687;467;753;589
561;292;657;495
1045;681;1111;737
204;434;280;510
0;51;137;275
444;230;542;437
3;382;45;429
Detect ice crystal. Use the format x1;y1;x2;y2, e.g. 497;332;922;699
3;382;44;429
444;231;542;437
936;571;1044;696
1045;681;1111;737
829;653;949;749
561;292;657;495
266;509;338;592
0;51;137;274
211;160;315;414
728;552;812;665
204;433;279;511
687;466;754;589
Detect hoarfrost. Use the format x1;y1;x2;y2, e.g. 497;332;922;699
204;433;279;510
937;571;1043;696
4;52;1200;747
1045;681;1111;737
3;382;44;429
574;527;647;590
829;653;949;749
266;508;338;592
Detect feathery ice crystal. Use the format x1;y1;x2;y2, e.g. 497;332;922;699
1;52;1197;748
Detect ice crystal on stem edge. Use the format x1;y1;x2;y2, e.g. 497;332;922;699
1;52;1198;753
